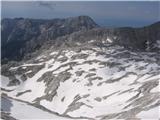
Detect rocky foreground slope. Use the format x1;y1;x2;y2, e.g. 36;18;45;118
1;16;160;120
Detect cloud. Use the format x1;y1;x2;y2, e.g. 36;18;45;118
37;1;56;10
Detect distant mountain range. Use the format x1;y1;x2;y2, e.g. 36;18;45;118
1;16;160;63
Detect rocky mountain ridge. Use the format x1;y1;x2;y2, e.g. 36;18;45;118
1;16;160;63
1;16;98;62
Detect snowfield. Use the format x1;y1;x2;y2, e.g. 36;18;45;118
1;96;74;120
1;44;160;120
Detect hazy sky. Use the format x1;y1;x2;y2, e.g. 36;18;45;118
1;1;160;27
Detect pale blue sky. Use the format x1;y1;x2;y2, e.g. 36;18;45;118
1;1;160;27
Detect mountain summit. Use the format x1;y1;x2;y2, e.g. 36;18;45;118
1;16;98;62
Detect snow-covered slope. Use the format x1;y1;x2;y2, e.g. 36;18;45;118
1;95;75;120
1;41;160;120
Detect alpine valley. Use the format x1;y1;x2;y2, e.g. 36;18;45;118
1;16;160;120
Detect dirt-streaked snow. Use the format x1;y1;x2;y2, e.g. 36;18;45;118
1;45;160;119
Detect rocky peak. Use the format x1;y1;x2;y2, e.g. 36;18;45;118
64;15;98;29
1;16;98;62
